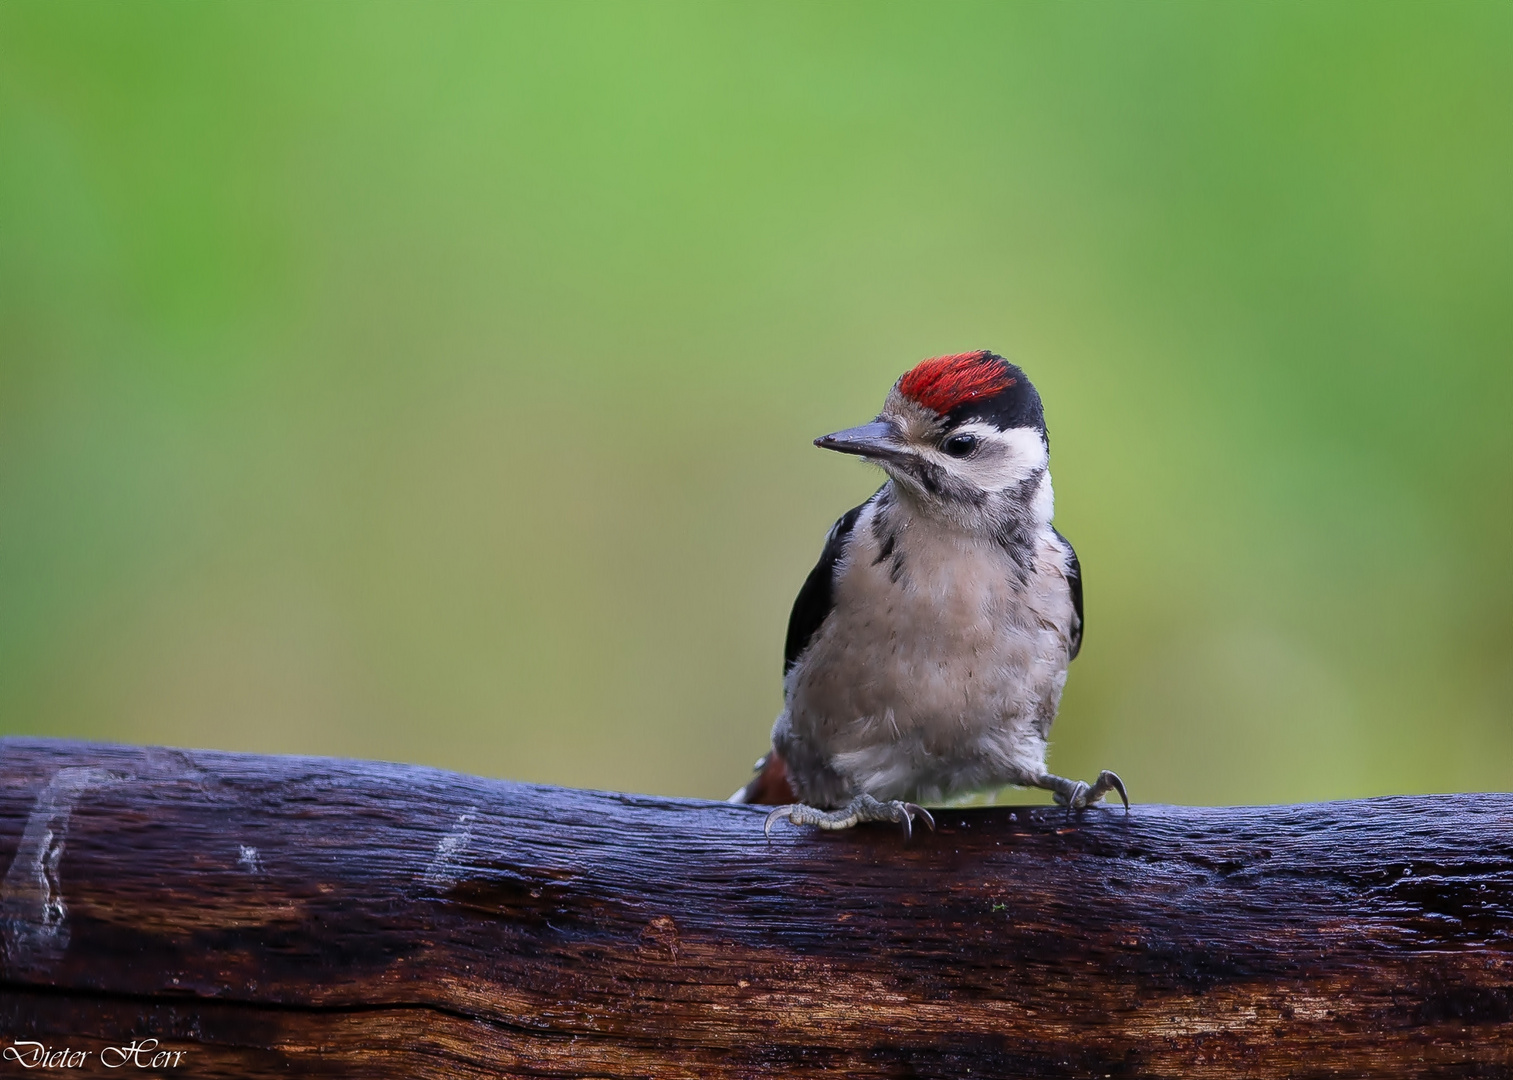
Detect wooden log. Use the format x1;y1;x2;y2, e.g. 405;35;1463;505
1;736;1511;1078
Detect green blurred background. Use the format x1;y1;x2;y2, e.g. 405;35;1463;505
2;2;1510;805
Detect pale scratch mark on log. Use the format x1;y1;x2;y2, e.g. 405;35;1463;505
238;845;264;875
1;767;123;968
421;807;478;888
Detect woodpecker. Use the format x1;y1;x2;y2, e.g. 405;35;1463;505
731;350;1126;836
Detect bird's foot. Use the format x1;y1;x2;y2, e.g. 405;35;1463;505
763;794;935;840
1035;770;1129;812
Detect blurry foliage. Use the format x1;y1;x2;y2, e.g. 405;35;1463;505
1;2;1509;803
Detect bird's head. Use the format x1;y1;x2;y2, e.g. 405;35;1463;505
816;351;1050;522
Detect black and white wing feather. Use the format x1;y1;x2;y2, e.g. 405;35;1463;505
1052;526;1084;661
783;503;864;676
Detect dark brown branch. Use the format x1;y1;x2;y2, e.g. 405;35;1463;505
2;737;1511;1078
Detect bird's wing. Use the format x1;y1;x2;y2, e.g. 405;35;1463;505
783;502;866;675
1052;526;1084;661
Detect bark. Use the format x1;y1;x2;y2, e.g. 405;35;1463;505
1;737;1510;1078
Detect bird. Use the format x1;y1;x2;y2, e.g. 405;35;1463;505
731;350;1126;836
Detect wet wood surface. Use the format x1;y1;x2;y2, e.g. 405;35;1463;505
1;737;1512;1078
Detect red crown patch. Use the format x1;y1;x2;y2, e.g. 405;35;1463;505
897;351;1014;415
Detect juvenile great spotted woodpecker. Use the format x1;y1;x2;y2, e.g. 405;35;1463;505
731;351;1126;836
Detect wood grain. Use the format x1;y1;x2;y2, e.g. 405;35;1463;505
2;737;1511;1077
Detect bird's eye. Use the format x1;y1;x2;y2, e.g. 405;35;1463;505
942;433;978;458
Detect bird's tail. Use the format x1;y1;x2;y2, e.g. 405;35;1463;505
727;751;796;806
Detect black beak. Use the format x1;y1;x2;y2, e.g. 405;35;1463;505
814;420;909;462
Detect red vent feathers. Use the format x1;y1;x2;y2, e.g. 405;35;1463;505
897;352;1014;415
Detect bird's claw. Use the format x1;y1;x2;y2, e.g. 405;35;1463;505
764;794;935;839
1051;781;1090;809
1045;769;1129;812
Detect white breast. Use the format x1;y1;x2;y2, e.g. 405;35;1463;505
774;490;1077;807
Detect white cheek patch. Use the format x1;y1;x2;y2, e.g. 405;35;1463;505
1027;471;1056;526
932;424;1048;491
